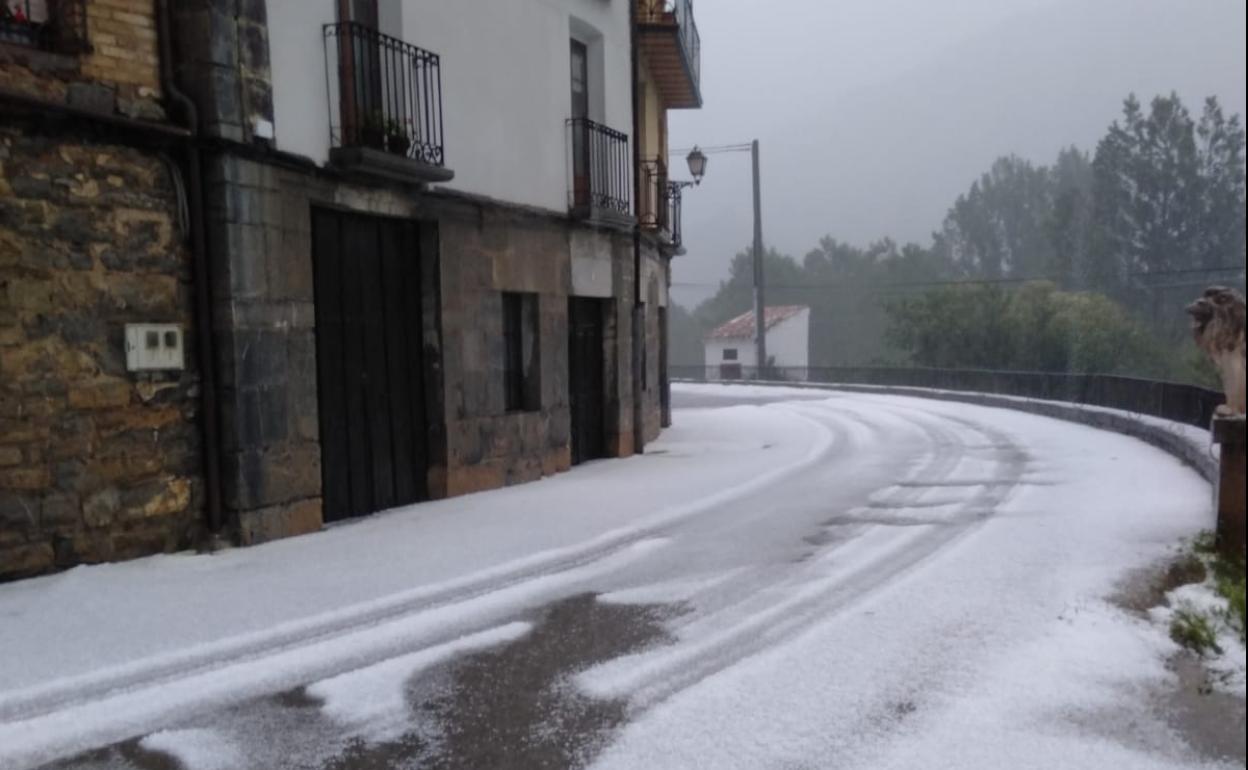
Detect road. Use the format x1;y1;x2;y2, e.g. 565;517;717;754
7;386;1230;770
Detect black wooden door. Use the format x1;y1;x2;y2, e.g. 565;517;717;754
312;208;427;522
568;297;605;465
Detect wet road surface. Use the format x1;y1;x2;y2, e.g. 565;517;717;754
30;388;1151;770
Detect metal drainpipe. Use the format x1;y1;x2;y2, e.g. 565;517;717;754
629;0;645;456
157;0;225;537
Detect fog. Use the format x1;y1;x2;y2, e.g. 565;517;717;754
668;0;1248;308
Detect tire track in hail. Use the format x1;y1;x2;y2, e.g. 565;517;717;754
579;399;1030;714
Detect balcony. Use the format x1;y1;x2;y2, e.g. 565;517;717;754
636;0;701;109
666;180;685;251
640;159;686;252
323;21;453;184
640;158;669;232
566;117;632;225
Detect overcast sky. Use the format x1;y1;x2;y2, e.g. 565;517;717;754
667;0;1248;308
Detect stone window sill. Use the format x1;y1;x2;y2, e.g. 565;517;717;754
0;40;80;74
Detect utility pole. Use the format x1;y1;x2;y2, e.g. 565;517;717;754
751;139;766;377
670;140;766;375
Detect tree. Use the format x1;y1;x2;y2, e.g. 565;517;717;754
1046;147;1094;289
1087;93;1246;297
692;246;806;334
932;156;1058;280
1194;97;1247;272
884;281;1183;378
666;302;706;369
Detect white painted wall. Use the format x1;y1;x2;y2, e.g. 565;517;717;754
767;308;811;377
704;337;754;380
267;0;634;214
704;309;810;380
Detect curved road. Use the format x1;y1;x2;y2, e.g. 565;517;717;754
22;386;1224;770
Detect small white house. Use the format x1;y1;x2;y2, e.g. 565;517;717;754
705;306;810;380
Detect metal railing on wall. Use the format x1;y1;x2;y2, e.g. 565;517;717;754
640;158;669;231
671;365;1225;430
323;21;445;166
567;117;631;216
667;180;684;249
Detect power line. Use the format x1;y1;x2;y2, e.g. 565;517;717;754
1128;265;1245;276
671;276;1048;291
671;264;1245;292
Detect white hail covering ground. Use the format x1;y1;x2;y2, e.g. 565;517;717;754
0;385;1236;769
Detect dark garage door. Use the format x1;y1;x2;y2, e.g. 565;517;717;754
568;297;606;465
312;208;428;522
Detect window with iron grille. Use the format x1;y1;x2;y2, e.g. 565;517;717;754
1;1;89;54
502;292;541;412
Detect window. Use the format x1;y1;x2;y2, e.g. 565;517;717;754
1;1;47;46
502;292;541;412
723;348;738;361
1;1;87;53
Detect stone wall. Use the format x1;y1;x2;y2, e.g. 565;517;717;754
202;152;661;543
0;128;202;580
437;213;640;495
634;237;667;446
0;0;165;122
172;0;274;143
79;0;162;99
203;154;323;545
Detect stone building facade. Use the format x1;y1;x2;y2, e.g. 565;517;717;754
2;0;698;579
1;0;202;578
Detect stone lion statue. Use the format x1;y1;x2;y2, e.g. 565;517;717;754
1187;286;1246;415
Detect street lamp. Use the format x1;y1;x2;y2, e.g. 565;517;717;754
685;146;707;185
671;140;767;376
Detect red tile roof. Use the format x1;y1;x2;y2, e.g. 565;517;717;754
707;305;808;340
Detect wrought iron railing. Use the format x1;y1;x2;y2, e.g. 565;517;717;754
637;0;701;96
323;21;445;166
567;117;630;216
670;365;1225;429
667;180;685;249
0;0;88;53
640;158;669;231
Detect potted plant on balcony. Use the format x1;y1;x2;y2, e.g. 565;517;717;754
385;118;411;157
359;110;388;151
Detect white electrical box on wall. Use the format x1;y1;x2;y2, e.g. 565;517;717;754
124;324;185;372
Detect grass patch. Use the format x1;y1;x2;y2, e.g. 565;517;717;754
1177;530;1247;648
1215;572;1246;645
1170;607;1224;657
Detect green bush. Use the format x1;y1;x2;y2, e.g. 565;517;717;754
885;281;1208;382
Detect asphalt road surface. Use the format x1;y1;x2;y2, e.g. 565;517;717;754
25;387;1229;770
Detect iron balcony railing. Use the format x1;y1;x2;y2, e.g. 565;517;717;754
642;160;687;248
667;180;685;249
0;0;88;53
638;0;701;96
323;21;445;166
669;365;1225;429
640;158;669;231
567;117;630;216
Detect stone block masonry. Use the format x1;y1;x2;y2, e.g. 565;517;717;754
80;0;162;95
0;0;166;122
0;128;203;580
